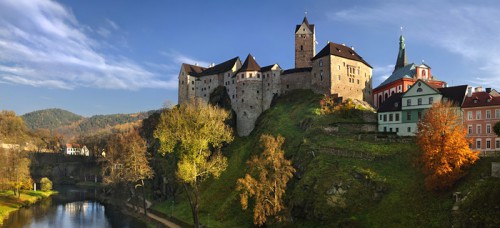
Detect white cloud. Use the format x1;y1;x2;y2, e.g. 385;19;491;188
0;0;170;90
328;0;500;89
161;51;210;68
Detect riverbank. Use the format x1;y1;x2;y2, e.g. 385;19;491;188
0;190;57;225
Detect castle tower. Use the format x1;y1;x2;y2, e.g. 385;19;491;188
235;54;262;136
394;34;408;72
295;16;316;68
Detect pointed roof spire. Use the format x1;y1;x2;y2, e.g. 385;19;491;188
394;27;408;72
240;54;261;72
302;15;309;26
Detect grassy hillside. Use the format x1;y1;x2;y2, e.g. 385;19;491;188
152;90;500;227
22;108;83;130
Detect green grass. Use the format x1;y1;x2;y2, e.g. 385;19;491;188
0;190;57;225
151;90;500;227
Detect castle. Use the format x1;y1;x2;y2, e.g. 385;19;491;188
178;16;373;136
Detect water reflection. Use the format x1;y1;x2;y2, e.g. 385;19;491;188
2;187;146;228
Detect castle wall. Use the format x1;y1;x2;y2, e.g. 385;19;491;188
310;54;373;104
262;67;281;110
311;55;331;94
178;69;189;104
235;70;263;136
281;71;311;94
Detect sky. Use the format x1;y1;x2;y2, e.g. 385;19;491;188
1;0;499;116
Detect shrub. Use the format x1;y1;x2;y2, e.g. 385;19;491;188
40;177;53;191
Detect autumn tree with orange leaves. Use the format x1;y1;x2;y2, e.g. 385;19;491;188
416;101;479;191
236;134;295;226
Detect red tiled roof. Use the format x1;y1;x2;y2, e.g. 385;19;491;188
462;91;500;108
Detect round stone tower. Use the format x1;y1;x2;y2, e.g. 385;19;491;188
235;54;263;136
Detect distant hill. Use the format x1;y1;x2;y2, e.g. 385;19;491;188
22;108;84;130
22;108;159;140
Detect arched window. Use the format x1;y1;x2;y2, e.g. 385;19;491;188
378;95;382;106
384;93;388;100
422;70;426;77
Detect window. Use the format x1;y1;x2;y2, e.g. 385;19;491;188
192;88;194;90
250;73;253;78
241;74;244;79
418;111;422;119
468;125;473;135
476;140;481;149
379;115;383;120
286;84;290;89
468;111;473;120
486;140;491;149
496;109;500;118
486;110;491;119
496;139;500;149
408;127;411;132
407;99;411;106
407;112;412;121
181;80;184;84
257;90;259;94
477;125;481;135
300;45;303;51
338;75;341;80
487;124;491;134
389;114;393;121
384;127;387;132
395;113;400;121
429;97;433;104
191;81;194;85
257;74;260;78
383;114;387;122
357;79;360;84
396;128;399;132
390;128;393;132
232;80;234;84
242;99;244;102
418;98;422;105
319;60;323;66
417;88;423;92
476;111;481;120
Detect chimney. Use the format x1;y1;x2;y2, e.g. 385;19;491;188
467;86;473;97
486;88;492;93
475;86;483;92
342;43;346;46
351;46;355;50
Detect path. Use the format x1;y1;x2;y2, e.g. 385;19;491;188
126;198;181;228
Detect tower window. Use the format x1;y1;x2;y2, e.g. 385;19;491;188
300;45;303;51
319;60;323;66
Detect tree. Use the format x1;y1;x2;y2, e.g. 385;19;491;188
416;102;479;191
40;177;53;191
102;130;153;214
154;100;233;228
494;121;500;136
236;134;296;226
3;151;32;197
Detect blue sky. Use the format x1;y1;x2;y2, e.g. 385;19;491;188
1;0;499;116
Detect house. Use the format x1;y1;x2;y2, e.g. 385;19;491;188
65;144;90;156
377;80;468;136
372;35;446;108
462;87;500;154
178;16;373;136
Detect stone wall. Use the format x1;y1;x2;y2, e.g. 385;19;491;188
262;68;281;110
235;71;263;136
281;71;311;94
295;23;315;68
329;55;373;104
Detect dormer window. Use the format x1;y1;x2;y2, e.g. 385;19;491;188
487;98;491;103
394;103;399;108
473;99;478;103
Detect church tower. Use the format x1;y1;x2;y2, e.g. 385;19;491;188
393;34;408;72
295;15;316;68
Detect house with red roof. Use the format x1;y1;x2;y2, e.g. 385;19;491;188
462;87;500;154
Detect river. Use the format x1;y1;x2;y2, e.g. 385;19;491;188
2;186;147;228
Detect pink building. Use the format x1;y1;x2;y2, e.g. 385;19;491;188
462;88;500;154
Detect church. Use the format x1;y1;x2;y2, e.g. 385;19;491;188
178;16;373;136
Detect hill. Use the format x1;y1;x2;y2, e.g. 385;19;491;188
22;109;158;140
22;108;83;130
151;90;500;227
